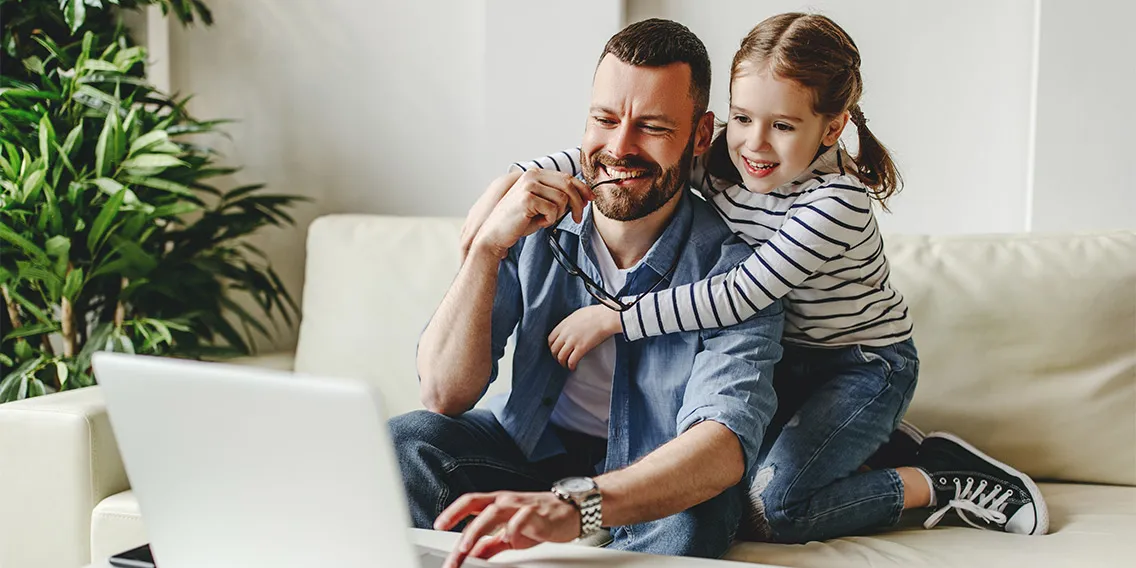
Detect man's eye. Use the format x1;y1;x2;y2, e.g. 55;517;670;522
732;115;751;125
642;125;667;133
594;117;617;126
773;122;794;132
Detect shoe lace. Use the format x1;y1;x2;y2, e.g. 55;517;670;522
924;477;1012;530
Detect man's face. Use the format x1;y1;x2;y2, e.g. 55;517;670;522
581;54;713;221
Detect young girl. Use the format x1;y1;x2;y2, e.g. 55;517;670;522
466;13;1048;541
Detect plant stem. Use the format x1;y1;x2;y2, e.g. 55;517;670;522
113;277;128;328
1;285;21;329
60;296;75;358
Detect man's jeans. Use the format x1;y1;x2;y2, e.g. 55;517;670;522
389;409;744;558
752;338;920;543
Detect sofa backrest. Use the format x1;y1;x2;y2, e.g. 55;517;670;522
294;214;1136;486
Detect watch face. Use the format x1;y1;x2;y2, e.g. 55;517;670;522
558;477;595;493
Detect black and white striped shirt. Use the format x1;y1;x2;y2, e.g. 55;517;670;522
511;145;913;347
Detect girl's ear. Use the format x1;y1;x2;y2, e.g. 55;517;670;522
822;112;850;146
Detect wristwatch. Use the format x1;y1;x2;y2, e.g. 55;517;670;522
551;476;603;538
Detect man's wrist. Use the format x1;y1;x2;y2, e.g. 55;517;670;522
468;237;509;263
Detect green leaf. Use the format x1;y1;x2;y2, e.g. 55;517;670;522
56;362;70;388
113;47;146;70
90;177;125;194
62;0;88;33
82;60;121;73
21;168;45;200
60;124;84;157
5;288;53;326
128;130;169;156
122;175;193;196
120;154;186;173
14;340;35;360
152;202;202;217
23;56;45;75
90;178;142;206
88;186;126;251
63;267;84;300
95;109;121;177
38;115;54;161
27;377;47;399
3;322;61;342
45;235;70;258
0;224;49;263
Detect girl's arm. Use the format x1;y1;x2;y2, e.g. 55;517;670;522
621;186;874;341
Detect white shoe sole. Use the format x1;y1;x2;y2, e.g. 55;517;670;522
924;431;1050;536
897;420;925;443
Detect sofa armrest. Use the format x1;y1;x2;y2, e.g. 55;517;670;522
225;350;296;371
0;386;127;568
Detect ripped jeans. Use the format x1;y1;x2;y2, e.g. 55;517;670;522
748;339;920;543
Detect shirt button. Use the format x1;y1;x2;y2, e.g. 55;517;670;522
541;396;555;406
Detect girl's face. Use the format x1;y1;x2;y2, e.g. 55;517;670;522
726;67;847;193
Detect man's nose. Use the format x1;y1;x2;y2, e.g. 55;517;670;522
608;123;638;158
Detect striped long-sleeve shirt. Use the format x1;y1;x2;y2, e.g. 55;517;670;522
510;145;913;348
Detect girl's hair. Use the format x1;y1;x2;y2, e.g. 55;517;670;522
707;13;902;206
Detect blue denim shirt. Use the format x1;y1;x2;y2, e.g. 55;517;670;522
482;191;784;485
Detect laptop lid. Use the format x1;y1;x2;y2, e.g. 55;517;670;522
93;353;418;568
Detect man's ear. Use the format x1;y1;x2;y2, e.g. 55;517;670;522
693;111;715;155
822;112;850;146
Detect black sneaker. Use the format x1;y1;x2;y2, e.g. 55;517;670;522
915;432;1049;535
863;420;925;470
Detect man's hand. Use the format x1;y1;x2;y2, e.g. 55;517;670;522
548;305;622;371
470;170;593;260
459;170;522;263
434;491;581;568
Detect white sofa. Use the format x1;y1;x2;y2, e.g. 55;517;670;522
1;214;1134;568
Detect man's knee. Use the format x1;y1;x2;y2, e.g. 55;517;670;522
610;486;744;558
389;409;453;446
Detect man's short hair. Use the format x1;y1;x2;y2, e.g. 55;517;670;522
599;18;712;118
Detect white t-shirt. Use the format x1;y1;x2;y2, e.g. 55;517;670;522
548;224;636;439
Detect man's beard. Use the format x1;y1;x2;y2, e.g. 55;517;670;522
582;135;695;221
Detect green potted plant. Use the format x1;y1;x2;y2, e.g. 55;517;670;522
0;0;304;401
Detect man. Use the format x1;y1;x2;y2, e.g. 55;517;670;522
395;19;783;565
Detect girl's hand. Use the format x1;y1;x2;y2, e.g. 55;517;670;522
548;305;622;371
460;170;523;262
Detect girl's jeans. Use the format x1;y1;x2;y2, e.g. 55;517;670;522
752;338;920;543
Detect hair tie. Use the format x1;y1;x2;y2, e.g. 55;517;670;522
850;105;868;126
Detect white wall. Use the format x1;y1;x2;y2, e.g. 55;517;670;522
1031;0;1136;232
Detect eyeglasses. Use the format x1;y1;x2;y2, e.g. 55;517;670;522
546;201;679;312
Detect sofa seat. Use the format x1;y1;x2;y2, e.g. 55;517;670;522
92;483;1136;567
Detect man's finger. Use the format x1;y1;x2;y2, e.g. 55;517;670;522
504;505;541;544
457;504;512;555
469;533;512;560
531;171;589;222
520;191;564;228
434;493;497;531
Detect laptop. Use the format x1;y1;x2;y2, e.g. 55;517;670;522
93;352;496;568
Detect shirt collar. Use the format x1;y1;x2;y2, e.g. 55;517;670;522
554;190;693;279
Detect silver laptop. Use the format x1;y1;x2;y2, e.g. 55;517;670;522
93;352;495;568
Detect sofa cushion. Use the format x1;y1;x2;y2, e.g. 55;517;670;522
885;231;1136;486
294;215;513;417
93;483;1136;567
725;482;1136;567
90;490;147;561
